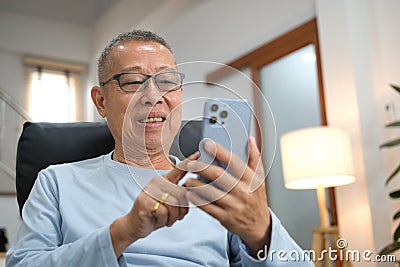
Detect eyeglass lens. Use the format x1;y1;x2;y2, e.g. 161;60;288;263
119;72;182;92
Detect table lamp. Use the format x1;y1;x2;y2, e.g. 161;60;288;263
280;126;355;228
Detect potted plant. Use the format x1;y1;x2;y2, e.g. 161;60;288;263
379;84;400;263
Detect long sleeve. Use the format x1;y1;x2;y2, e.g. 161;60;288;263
6;171;125;267
228;210;314;266
7;153;314;266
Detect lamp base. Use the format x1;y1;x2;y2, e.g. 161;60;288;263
312;226;352;267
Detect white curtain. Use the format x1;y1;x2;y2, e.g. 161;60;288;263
24;66;82;122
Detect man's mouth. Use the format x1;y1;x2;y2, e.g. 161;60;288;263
139;117;166;123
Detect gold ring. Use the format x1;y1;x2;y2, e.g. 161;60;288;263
151;192;170;216
159;192;170;205
151;201;161;215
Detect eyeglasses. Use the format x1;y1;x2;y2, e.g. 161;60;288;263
99;71;185;93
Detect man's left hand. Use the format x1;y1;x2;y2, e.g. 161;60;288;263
183;137;271;257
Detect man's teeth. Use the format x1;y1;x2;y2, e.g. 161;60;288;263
143;117;164;123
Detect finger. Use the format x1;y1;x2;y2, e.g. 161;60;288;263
185;178;233;206
184;162;239;193
147;189;186;224
247;137;264;175
178;206;189;220
152;201;169;228
156;184;188;208
163;151;199;184
203;140;250;181
164;196;179;227
144;181;187;209
149;152;198;207
186;190;227;220
247;137;266;193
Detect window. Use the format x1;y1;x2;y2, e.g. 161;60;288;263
28;69;76;122
24;57;85;122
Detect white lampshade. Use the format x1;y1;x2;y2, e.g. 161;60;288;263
280;127;355;190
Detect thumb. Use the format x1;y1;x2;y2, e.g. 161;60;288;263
163;151;199;184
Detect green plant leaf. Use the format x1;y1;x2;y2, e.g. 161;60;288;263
394;211;400;220
395;224;400;241
385;164;400;185
390;190;400;199
379;241;400;255
385;121;400;127
380;138;400;148
391;84;400;94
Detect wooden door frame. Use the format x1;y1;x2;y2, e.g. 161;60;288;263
206;18;338;226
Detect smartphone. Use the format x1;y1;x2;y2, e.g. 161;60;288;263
198;98;252;175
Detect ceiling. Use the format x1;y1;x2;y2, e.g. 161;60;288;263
0;0;128;26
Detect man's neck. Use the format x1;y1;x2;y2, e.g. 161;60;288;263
112;147;173;170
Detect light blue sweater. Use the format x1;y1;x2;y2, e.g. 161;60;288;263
6;152;313;266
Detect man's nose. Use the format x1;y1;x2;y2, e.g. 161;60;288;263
140;78;163;106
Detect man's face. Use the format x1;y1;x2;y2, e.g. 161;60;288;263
96;41;182;159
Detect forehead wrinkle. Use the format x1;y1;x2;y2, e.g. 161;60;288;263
121;65;177;74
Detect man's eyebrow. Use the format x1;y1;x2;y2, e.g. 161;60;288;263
157;65;178;72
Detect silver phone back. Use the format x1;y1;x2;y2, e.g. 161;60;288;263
199;98;252;168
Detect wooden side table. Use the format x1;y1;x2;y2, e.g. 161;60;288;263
0;252;6;267
312;226;352;267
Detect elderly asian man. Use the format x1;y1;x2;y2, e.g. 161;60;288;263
6;30;313;267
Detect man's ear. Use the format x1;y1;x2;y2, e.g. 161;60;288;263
91;86;106;118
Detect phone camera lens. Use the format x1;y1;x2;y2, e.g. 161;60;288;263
209;116;217;124
220;110;228;118
211;104;218;112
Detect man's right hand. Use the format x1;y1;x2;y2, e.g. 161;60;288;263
110;153;198;257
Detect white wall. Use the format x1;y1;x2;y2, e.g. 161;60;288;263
0;196;20;249
0;10;92;244
0;11;92;62
316;0;399;266
374;1;400;227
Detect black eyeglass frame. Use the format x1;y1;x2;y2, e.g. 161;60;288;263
99;71;185;93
